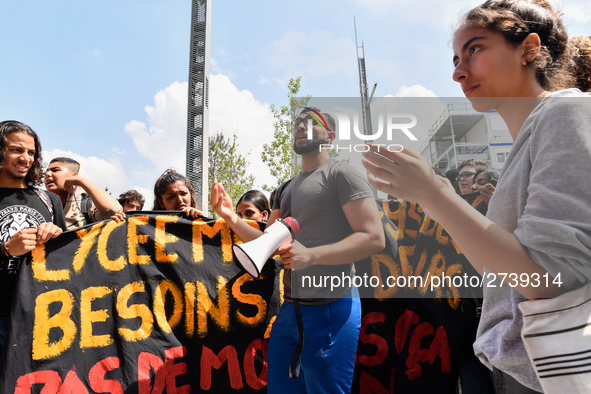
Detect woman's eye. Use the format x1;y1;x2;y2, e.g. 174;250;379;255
469;45;481;55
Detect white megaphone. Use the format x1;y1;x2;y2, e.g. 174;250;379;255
232;217;300;278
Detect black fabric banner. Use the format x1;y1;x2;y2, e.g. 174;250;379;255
1;213;282;393
352;194;486;393
1;195;488;393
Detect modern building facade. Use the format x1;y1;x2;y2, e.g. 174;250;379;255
420;101;513;172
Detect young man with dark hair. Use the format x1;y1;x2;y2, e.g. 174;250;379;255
211;107;385;392
0;120;66;359
118;189;145;212
44;157;122;229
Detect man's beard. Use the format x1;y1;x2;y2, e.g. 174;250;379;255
293;138;326;155
7;169;27;180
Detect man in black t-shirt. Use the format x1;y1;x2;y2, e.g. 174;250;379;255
0;121;66;362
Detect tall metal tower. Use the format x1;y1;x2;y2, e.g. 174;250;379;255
355;20;378;197
355;19;377;139
186;0;211;211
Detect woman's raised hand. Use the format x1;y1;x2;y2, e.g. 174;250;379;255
210;180;235;220
361;144;449;206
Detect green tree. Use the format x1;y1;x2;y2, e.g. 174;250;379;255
261;77;310;192
208;132;255;213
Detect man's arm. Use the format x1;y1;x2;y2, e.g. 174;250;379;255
64;176;122;215
285;197;385;270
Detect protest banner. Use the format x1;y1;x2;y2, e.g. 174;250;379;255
1;194;487;393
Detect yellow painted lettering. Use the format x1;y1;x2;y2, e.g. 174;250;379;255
117;281;153;341
80;286;114;349
423;251;446;298
406;203;421;239
435;223;450;245
232;273;267;327
192;219;233;264
154;215;179;263
279;269;285;304
97;220;127;271
32;289;76;360
128;216;151;265
196;277;229;337
153;280;183;333
371;254;401;299
445;264;462;309
73;222;104;274
414;249;429;281
32;244;69;282
264;315;276;339
419;215;437;237
184;282;197;338
398;245;416;281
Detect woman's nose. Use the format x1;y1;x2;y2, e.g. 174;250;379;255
452;61;467;83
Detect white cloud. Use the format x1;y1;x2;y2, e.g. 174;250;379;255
87;49;102;58
395;84;438;97
124;75;276;194
268;30;357;78
44;149;129;196
563;0;591;23
208;74;276;188
258;75;270;85
124;81;188;171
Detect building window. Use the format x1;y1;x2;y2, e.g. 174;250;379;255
496;152;509;164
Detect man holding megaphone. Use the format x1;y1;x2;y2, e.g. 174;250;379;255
210;107;385;393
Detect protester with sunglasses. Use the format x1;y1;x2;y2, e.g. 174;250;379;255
211;107;384;393
456;159;487;194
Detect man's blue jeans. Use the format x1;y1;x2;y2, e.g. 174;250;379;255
266;292;361;393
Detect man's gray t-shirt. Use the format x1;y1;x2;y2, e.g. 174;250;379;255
273;159;374;304
475;89;591;391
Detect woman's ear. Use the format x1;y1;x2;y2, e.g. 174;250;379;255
261;210;269;221
522;33;542;65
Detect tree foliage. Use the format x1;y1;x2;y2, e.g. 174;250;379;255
261;77;310;192
208;132;255;212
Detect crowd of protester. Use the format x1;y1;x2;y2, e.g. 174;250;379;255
1;0;590;392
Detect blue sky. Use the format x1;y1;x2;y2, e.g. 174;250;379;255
1;0;590;206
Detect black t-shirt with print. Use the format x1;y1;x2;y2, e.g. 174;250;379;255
0;187;66;317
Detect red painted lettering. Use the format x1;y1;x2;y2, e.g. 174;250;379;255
243;338;268;390
394;309;419;355
138;352;165;394
165;346;190;394
405;322;434;380
59;367;90;393
15;370;61;394
200;345;243;390
358;312;389;367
